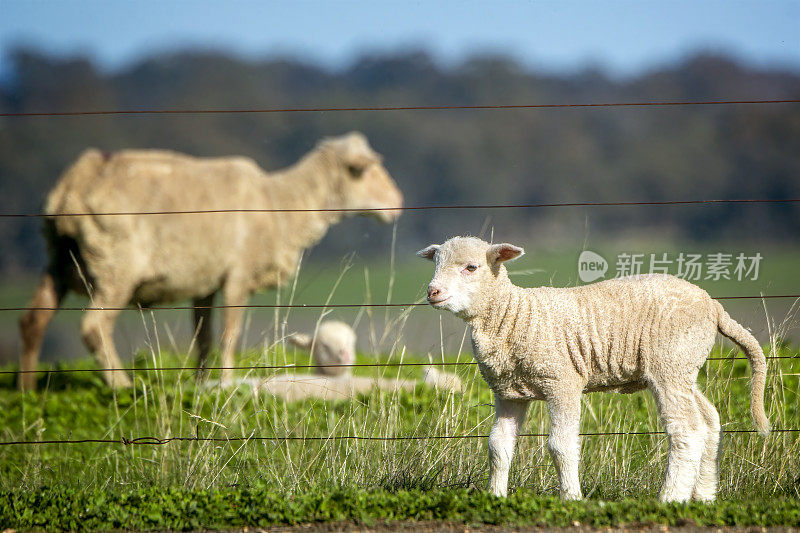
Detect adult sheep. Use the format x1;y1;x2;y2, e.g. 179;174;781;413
19;132;403;390
417;236;769;502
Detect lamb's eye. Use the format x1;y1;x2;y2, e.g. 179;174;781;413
465;264;478;273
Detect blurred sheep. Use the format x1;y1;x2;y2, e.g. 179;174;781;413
19;133;403;389
288;320;356;376
212;321;462;400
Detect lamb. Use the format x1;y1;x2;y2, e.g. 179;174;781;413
417;236;769;502
236;374;419;402
215;322;460;400
288;320;356;376
19;132;403;390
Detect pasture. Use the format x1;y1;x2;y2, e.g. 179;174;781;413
0;347;798;528
1;244;799;528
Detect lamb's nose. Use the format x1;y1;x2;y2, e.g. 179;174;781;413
427;285;440;300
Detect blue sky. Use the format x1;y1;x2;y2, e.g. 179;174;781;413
1;0;799;75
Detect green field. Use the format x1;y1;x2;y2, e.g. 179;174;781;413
0;343;798;528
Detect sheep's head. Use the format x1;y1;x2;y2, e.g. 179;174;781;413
417;236;524;318
289;320;357;376
321;132;403;223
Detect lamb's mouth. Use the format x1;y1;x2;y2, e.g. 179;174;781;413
428;296;451;307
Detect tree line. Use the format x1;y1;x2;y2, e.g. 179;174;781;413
1;48;798;274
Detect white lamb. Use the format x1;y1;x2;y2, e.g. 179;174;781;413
417;236;769;502
289;320;356;376
213;321;461;400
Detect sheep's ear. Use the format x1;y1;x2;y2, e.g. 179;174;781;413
416;244;440;261
288;333;312;350
487;243;524;264
329;132;378;176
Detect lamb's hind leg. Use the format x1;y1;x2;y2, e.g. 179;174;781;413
19;271;66;391
692;387;722;501
650;379;706;502
487;397;529;497
547;391;583;500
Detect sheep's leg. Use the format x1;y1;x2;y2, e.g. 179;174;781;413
692;387;722;501
487;397;529;497
650;380;705;502
193;293;215;380
219;281;247;385
19;271;66;391
80;288;133;389
547;392;583;500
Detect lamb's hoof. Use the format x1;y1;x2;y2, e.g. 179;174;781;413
487;486;508;498
659;492;691;504
691;491;717;503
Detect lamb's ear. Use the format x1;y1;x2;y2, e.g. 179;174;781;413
416;244;440;261
288;333;312;350
487;243;524;264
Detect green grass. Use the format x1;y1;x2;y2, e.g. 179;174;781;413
2;487;800;530
0;344;798;528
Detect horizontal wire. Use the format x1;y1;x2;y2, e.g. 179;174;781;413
0;428;796;446
2;354;796;376
4;302;422;312
2;98;799;118
2;294;798;313
2;361;472;375
3;198;800;218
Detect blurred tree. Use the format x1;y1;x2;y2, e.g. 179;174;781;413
0;48;798;274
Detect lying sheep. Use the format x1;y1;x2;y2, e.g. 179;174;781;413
422;366;463;392
417;236;769;502
232;374;418;402
289;320;356;376
211;322;460;400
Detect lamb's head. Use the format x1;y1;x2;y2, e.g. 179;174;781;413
289;320;357;376
321;132;403;223
417;236;524;318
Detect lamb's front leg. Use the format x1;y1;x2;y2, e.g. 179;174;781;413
547;392;583;500
487;397;529;497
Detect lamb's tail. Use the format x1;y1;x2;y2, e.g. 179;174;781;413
714;300;770;436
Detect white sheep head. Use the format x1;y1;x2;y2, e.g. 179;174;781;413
417;236;524;318
289;320;357;376
320;132;403;224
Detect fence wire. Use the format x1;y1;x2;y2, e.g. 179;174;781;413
2;197;800;219
1;428;797;447
2;354;798;376
2;98;799;118
2;294;799;313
